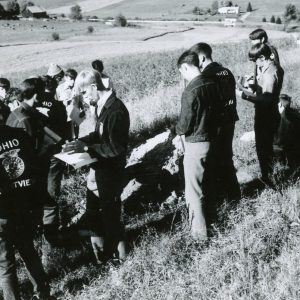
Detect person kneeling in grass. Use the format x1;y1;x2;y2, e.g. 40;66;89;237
237;43;283;186
63;70;129;262
274;94;300;171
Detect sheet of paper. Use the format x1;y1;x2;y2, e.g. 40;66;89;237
54;151;97;169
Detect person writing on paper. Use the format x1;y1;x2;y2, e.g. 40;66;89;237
236;43;283;186
63;70;130;263
174;51;221;240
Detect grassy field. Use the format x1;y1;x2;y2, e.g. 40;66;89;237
1;35;299;299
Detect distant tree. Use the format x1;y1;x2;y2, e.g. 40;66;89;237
20;1;34;13
114;14;127;27
247;2;252;12
270;15;275;23
61;13;65;17
283;4;297;29
211;1;219;14
69;5;82;20
276;17;282;24
262;17;267;22
192;6;200;15
6;0;20;16
87;25;94;33
0;3;5;18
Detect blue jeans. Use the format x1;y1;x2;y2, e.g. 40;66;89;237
0;216;49;300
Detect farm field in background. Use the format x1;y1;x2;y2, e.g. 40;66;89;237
88;0;297;19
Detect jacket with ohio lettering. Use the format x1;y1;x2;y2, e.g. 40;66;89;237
202;62;239;123
36;92;68;140
0;125;41;218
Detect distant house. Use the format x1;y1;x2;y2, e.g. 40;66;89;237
22;6;48;18
224;17;237;27
218;6;240;14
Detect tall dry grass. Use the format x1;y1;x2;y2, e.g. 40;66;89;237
4;37;300;300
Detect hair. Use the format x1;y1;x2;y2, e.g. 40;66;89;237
177;51;200;68
65;69;78;80
0;101;10;123
249;29;268;43
189;43;213;59
92;60;104;74
20;78;40;101
74;70;106;92
248;43;272;61
44;75;58;93
0;78;10;92
53;70;65;82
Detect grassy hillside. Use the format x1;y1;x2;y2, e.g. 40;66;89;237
88;0;298;19
2;37;299;300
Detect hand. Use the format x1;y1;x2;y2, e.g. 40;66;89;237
62;139;87;153
236;89;243;98
91;236;105;264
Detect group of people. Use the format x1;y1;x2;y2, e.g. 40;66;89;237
174;28;300;241
0;28;299;299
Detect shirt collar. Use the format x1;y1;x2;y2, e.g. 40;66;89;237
96;89;114;116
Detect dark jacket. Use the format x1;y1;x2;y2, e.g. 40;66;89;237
36;92;68;141
202;62;239;123
274;107;300;152
176;74;222;142
6;102;44;152
0;125;42;218
80;92;130;167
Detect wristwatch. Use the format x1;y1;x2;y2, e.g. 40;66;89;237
84;146;89;152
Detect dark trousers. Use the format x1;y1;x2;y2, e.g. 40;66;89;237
255;121;277;179
215;122;241;200
0;216;49;300
94;164;125;245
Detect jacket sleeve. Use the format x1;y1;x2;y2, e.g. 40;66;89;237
175;90;195;136
88;111;129;158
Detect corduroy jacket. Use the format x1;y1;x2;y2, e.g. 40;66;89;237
176;74;222;142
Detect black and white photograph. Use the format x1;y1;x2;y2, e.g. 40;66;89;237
0;0;300;299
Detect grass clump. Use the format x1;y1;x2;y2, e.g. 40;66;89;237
52;32;60;41
68;184;300;300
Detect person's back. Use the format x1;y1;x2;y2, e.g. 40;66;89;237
37;92;67;141
0;104;55;300
176;74;221;142
0;126;40;215
201;62;239;124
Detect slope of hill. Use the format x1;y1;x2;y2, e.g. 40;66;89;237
87;0;298;19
